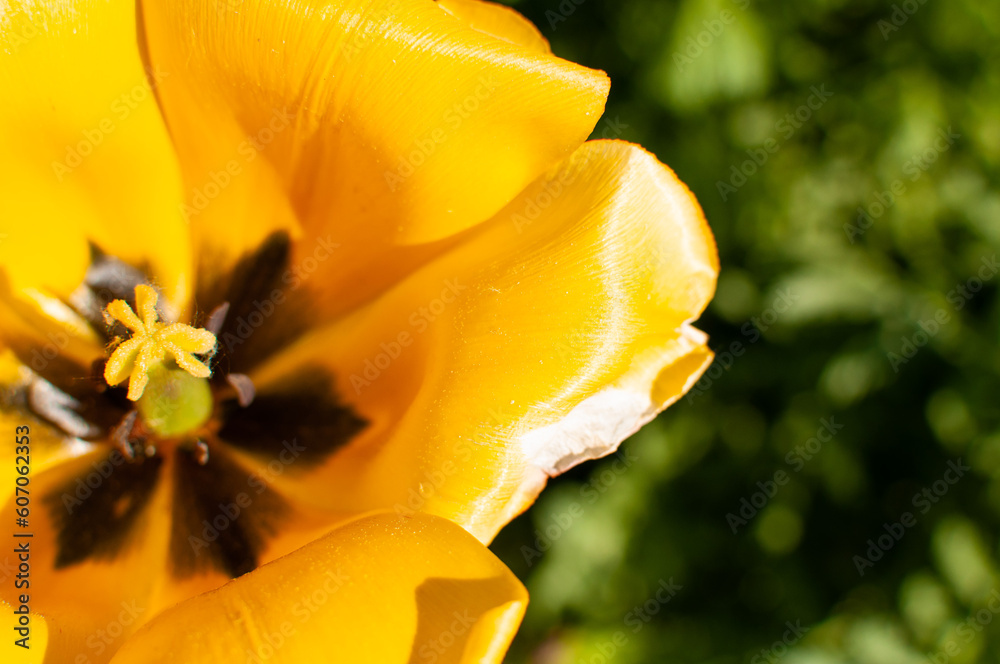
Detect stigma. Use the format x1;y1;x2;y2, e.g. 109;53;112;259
102;285;217;436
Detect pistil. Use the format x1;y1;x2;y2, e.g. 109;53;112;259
102;284;217;437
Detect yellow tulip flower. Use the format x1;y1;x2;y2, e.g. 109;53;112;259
0;0;717;661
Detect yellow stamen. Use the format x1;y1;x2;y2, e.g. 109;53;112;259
103;285;217;401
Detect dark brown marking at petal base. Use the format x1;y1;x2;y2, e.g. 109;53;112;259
217;367;367;467
170;446;288;579
46;453;163;568
195;232;312;376
69;246;161;341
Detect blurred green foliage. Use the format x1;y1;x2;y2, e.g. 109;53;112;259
489;0;1000;662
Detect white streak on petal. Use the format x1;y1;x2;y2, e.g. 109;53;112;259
518;325;711;477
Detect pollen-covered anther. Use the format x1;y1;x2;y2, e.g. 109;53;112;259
103;284;217;401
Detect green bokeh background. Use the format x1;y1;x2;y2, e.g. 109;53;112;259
488;1;1000;662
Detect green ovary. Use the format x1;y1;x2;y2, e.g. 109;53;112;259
137;362;214;437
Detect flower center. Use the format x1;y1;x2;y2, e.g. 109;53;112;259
13;236;368;578
102;284;218;436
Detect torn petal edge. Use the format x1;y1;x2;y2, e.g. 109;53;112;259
519;325;712;477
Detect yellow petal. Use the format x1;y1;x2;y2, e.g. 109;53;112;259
0;442;173;664
0;0;191;306
108;512;526;664
247;140;717;542
0;283;106;383
140;0;608;320
435;0;552;53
